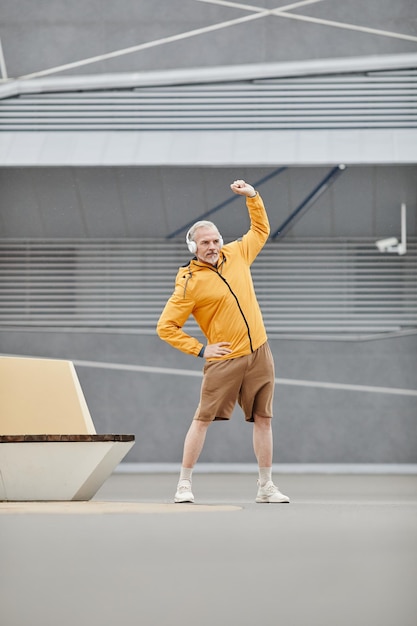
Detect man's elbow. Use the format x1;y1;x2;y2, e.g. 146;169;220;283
156;315;168;339
156;318;177;343
156;320;165;340
259;223;270;243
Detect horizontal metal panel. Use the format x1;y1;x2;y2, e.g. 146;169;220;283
0;238;416;335
1;70;416;132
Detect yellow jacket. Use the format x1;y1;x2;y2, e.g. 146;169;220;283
156;193;269;360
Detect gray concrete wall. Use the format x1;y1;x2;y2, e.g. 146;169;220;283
1;166;416;239
1;0;416;78
0;164;416;464
0;329;416;464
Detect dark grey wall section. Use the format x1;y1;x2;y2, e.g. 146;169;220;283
0;0;416;78
0;329;416;463
1;166;416;239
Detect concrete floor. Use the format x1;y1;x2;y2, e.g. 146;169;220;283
1;472;417;626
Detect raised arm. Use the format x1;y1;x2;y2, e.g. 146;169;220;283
230;180;270;263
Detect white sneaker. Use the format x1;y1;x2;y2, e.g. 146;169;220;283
256;480;290;503
174;479;194;503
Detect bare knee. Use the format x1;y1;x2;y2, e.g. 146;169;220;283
190;419;211;433
253;415;272;430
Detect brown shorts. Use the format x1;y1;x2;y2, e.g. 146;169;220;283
193;342;275;423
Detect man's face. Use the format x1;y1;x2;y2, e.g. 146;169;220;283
194;226;222;266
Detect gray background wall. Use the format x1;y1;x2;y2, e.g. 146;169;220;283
0;0;416;464
1;0;416;77
0;164;416;464
1;165;416;239
1;328;416;464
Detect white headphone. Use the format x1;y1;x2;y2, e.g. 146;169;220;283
186;227;223;255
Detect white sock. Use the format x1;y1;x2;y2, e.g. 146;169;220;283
179;467;193;483
259;467;272;486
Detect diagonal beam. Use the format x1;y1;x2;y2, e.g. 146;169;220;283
19;12;269;80
272;10;417;43
167;167;287;239
193;0;325;12
271;165;346;240
18;0;417;81
195;0;417;42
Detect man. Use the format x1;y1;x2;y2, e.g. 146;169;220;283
157;179;289;504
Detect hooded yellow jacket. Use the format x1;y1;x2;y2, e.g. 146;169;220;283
156;192;269;361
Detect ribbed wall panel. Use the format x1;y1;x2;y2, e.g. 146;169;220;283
0;238;416;335
1;70;416;131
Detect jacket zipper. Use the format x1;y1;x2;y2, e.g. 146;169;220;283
215;272;254;353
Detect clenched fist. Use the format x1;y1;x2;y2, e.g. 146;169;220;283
230;180;256;197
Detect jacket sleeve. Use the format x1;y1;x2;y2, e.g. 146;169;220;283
156;280;205;357
238;192;270;265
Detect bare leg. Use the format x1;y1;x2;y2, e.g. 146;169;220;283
252;415;289;502
181;419;211;469
175;420;211;502
253;414;273;468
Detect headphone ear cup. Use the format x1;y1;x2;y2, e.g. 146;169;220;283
219;236;224;249
187;240;197;254
185;228;197;254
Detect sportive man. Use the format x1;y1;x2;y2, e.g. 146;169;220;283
157;179;289;504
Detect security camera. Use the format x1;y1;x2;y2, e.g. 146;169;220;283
375;237;399;252
375;204;407;255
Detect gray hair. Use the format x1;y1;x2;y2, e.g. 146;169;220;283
187;220;219;243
